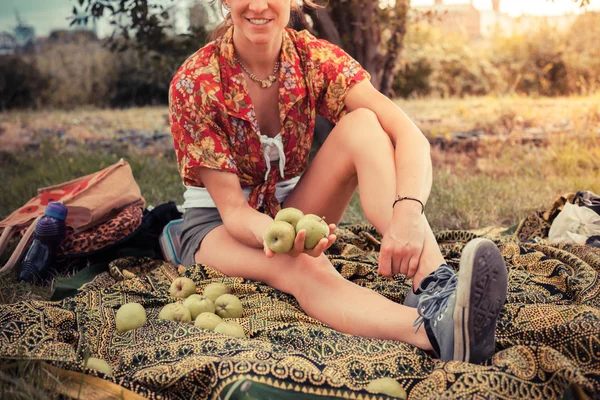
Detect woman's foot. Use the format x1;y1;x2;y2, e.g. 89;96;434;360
413;238;508;364
404;264;455;308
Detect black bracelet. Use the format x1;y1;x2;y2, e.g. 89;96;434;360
392;196;425;214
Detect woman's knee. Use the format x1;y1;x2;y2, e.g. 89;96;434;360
345;107;378;123
337;108;378;133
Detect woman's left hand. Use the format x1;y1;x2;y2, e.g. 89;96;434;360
378;212;425;279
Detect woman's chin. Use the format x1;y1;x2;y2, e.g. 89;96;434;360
243;33;275;46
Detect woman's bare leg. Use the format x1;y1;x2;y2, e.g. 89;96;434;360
283;108;445;289
196;226;432;350
193;109;506;362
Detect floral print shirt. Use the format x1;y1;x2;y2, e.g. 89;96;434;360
169;26;371;218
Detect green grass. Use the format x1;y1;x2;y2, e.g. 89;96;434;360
0;139;184;218
344;133;600;230
0;360;65;400
425;135;600;230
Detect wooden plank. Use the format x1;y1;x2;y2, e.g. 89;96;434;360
41;362;146;400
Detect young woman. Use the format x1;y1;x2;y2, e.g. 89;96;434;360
169;0;508;364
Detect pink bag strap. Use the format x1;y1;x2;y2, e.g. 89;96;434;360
0;217;39;274
0;226;14;257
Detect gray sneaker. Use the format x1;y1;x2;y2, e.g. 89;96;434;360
413;238;508;364
404;264;456;308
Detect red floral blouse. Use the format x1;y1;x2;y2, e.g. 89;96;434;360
168;26;371;218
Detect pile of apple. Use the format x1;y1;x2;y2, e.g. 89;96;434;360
264;207;329;253
113;278;246;338
84;279;245;376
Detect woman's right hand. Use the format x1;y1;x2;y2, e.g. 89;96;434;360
263;224;337;259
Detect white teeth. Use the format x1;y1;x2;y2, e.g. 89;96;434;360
249;19;269;25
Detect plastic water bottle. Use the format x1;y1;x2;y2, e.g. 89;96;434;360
18;202;68;285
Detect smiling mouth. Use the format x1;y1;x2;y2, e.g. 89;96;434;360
246;18;272;26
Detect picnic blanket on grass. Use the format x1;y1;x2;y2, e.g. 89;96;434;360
1;216;600;398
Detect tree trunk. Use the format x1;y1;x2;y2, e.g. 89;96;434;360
301;6;343;47
304;0;409;97
380;1;410;97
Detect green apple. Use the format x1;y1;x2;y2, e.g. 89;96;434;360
214;294;244;318
274;207;304;230
264;221;296;254
203;283;230;302
194;312;223;330
169;277;197;299
295;214;329;250
115;302;146;332
85;357;113;376
158;303;192;323
215;322;246;338
184;294;215;319
366;378;406;398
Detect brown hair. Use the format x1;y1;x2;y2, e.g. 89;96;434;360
209;0;323;41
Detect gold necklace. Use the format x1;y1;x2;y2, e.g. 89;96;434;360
235;56;279;88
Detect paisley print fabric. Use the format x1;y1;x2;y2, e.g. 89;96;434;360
1;215;600;398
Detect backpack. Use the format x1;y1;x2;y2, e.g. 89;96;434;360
0;159;145;274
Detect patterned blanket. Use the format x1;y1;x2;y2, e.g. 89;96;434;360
1;197;600;399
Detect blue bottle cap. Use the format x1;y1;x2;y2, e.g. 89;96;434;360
44;202;68;221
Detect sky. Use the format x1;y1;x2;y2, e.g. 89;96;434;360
1;0;599;38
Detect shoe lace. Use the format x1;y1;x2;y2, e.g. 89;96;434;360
416;263;455;294
413;265;458;332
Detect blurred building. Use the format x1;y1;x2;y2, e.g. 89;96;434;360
504;14;578;35
0;14;36;55
0;32;17;55
14;24;35;48
479;0;513;37
415;0;482;38
415;0;578;39
481;1;577;37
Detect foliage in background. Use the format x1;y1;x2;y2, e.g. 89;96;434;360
70;0;411;96
34;40;117;108
561;11;600;94
394;27;502;98
1;6;599;109
0;31;210;109
0;57;49;110
68;0;589;97
394;11;600;98
491;25;571;96
106;17;211;106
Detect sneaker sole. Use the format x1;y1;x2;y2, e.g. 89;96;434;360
453;238;508;364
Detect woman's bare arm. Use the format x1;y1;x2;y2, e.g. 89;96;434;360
196;168;273;249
